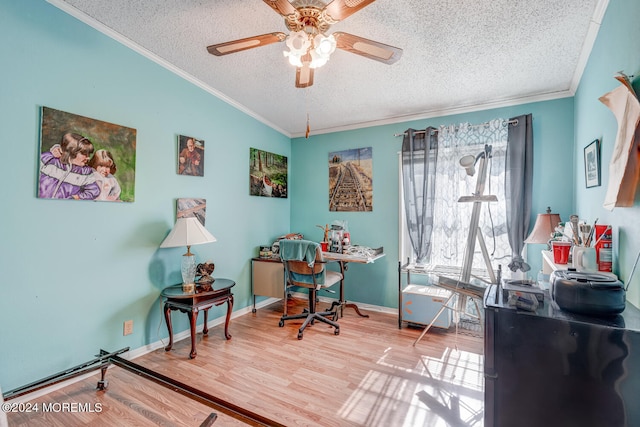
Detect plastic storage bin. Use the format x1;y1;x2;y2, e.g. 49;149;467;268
402;284;452;329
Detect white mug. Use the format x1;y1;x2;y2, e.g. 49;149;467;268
573;246;597;272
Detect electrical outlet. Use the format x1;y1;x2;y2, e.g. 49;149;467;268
123;320;133;336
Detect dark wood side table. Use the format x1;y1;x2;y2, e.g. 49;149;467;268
161;278;235;359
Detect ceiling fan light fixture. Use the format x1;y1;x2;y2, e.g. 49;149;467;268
207;0;402;87
285;30;310;55
309;33;336;68
314;33;336;56
309;49;328;68
284;50;303;67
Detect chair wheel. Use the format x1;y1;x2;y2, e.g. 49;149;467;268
279;319;284;327
334;328;340;335
297;332;303;340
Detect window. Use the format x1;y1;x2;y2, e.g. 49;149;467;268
400;121;512;271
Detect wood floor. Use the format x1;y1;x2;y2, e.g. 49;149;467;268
7;298;485;427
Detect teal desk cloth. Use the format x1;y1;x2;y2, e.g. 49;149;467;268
280;239;325;285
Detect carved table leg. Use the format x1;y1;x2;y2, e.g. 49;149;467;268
188;310;198;359
346;302;370;318
164;303;174;352
339;262;346;318
202;309;209;336
337;261;369;318
224;295;234;340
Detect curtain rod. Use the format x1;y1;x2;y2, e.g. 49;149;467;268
393;119;519;137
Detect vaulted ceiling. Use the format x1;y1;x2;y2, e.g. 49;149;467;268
51;0;606;137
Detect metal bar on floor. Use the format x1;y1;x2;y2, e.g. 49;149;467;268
109;354;286;427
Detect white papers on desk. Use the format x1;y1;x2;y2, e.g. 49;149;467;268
322;251;385;263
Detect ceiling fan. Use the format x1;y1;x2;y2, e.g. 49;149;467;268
206;0;402;88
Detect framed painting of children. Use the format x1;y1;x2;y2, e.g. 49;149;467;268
38;106;137;202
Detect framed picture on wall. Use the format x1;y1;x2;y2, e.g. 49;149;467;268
328;147;373;211
178;135;204;176
249;148;288;198
177;198;206;225
584;139;601;188
38;106;137;202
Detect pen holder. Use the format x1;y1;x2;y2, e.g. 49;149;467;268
573;246;597;272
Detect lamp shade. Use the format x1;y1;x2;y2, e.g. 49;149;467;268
160;217;217;249
524;207;561;244
160;217;216;287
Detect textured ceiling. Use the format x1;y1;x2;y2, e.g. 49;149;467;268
50;0;606;137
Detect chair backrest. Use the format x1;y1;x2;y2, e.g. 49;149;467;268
279;239;325;288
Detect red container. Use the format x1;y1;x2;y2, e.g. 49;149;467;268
594;225;612;272
552;241;571;264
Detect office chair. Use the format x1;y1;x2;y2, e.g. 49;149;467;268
278;239;342;339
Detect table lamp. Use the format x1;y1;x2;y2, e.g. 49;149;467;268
524;206;562;249
160;217;217;291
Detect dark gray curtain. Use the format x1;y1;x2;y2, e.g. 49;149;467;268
402;128;438;264
505;114;534;272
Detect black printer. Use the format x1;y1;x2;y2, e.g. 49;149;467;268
550;269;625;316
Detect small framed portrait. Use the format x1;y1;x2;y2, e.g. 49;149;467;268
584;139;600;188
177;135;204;176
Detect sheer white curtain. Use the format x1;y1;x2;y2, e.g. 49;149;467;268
400;119;511;269
430;119;510;268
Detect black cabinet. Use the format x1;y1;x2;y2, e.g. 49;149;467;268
484;284;640;427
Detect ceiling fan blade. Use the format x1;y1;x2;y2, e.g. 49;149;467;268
324;0;376;22
263;0;297;17
295;55;314;88
333;32;402;64
207;32;286;56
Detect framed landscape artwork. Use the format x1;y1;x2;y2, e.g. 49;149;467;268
177;135;205;176
328;147;373;211
249;148;288;198
38;106;137;202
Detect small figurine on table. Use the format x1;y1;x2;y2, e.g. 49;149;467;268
196;262;215;289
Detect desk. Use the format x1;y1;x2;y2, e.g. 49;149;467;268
251;251;385;317
541;250;617;277
322;251;386;318
161;279;235;359
251;257;284;313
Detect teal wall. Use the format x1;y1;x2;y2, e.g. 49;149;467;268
291;98;575;307
1;0;638;393
0;0;290;391
574;0;640;306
